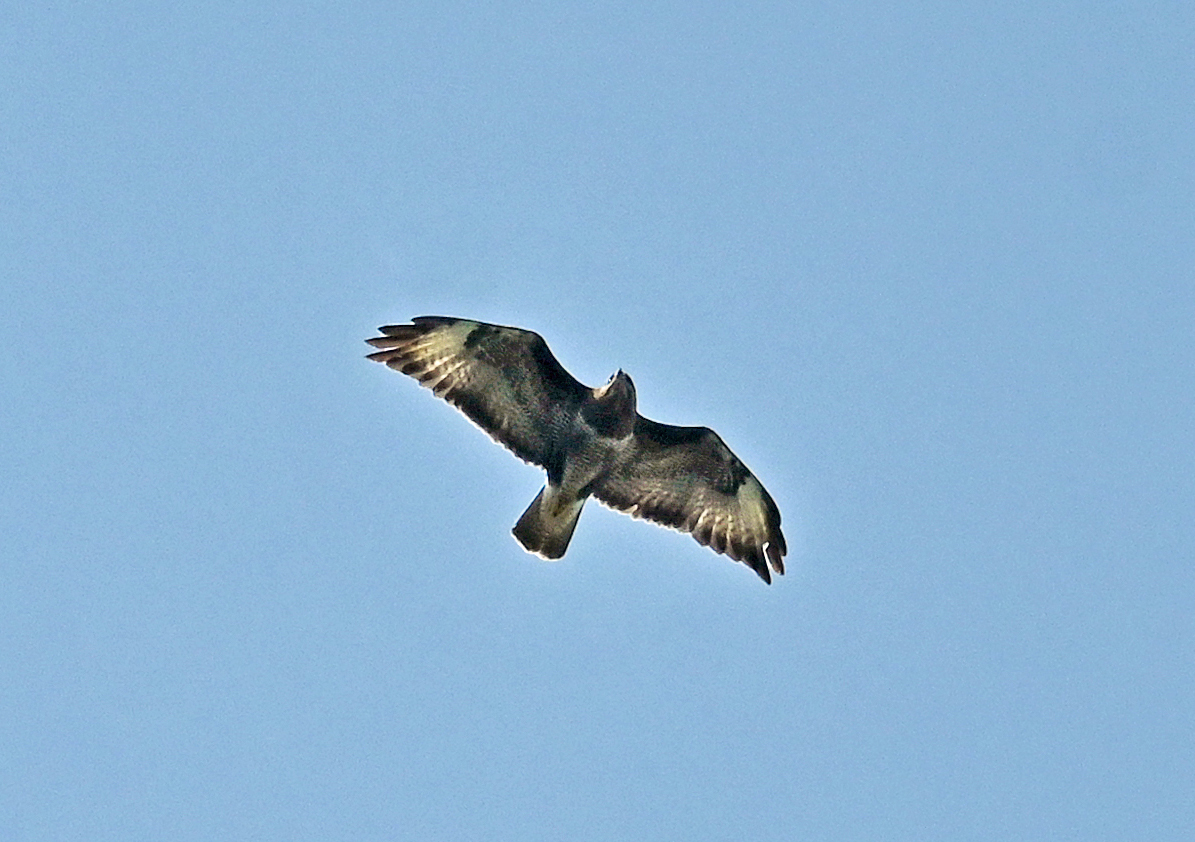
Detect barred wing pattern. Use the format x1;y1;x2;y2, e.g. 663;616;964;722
593;418;786;582
365;317;588;471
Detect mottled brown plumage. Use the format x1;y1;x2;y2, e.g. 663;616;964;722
367;317;786;582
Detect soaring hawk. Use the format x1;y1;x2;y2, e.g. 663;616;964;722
366;317;787;582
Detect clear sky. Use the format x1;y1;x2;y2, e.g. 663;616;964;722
3;2;1193;840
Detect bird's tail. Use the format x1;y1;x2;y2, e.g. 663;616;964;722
512;484;585;560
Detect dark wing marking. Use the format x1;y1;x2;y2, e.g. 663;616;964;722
366;317;589;470
591;417;786;583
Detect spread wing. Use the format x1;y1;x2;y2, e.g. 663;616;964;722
366;317;589;469
592;418;787;583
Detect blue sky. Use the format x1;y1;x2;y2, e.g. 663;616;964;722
3;2;1193;839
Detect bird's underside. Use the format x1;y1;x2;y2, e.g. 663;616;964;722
366;316;787;583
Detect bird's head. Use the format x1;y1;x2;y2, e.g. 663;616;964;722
595;369;635;402
587;369;637;437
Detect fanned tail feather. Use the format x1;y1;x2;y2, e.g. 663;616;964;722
512;485;585;560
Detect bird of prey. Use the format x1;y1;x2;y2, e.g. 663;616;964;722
366;317;787;583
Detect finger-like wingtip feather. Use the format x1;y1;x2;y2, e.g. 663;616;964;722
749;549;774;584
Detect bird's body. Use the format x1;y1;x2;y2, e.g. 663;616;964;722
366;316;786;582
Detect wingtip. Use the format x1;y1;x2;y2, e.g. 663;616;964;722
766;540;786;578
